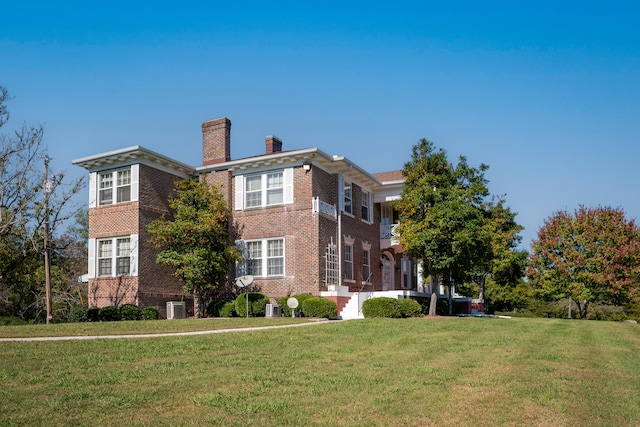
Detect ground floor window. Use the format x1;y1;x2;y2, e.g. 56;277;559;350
91;235;138;278
344;244;354;281
244;237;285;277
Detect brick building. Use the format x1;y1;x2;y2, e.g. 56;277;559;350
74;117;467;319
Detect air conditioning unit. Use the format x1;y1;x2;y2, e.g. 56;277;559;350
166;301;186;320
265;303;281;318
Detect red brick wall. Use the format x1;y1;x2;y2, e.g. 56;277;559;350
231;166;320;300
202;118;231;165
87;164;191;316
224;164;383;300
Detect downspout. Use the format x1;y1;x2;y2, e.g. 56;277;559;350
338;212;342;287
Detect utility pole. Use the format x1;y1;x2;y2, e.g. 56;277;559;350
44;156;52;324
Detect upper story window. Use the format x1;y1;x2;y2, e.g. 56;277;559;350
99;169;131;205
90;165;138;208
235;168;293;211
245;171;283;208
361;191;372;222
343;183;352;215
89;235;138;278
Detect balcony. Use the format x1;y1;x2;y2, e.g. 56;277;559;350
380;223;402;252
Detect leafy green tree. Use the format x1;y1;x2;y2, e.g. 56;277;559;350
147;179;240;317
473;198;525;301
527;206;640;319
396;139;494;312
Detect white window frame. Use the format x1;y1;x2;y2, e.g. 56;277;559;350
88;235;138;278
90;165;138;208
344;242;354;281
235;168;293;210
343;183;353;215
243;237;285;278
361;190;372;222
362;241;372;283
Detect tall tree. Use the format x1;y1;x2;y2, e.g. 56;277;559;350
0;86;85;322
147;179;240;317
474;197;525;301
396;139;494;312
527;206;640;319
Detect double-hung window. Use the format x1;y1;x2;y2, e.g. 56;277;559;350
344;244;354;281
240;170;288;209
363;249;371;282
98;240;113;276
267;239;284;276
246;240;263;276
116;238;131;275
244;238;285;277
98;168;132;206
343;183;352;215
91;235;138;278
361;191;371;222
245;176;263;208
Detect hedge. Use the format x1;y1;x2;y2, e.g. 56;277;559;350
219;301;237;317
397;299;422;318
235;292;269;317
120;304;142;321
362;297;423;318
277;293;314;317
301;297;338;319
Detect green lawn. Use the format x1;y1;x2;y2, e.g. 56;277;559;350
1;317;638;426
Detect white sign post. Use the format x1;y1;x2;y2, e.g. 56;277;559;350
287;297;299;318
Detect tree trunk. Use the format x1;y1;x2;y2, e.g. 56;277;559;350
194;290;203;318
428;292;438;316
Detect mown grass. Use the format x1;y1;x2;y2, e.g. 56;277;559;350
1;317;638;426
0;317;309;338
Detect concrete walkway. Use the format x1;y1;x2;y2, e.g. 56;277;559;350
0;319;333;342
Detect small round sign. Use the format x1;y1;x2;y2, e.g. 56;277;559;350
287;297;299;309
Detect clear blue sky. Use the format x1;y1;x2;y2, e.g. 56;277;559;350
3;1;639;249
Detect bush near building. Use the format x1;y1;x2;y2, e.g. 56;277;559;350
301;297;338;319
363;297;423;318
277;293;314;317
235;292;269;317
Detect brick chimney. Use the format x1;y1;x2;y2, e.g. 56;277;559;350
265;135;282;154
202;118;231;165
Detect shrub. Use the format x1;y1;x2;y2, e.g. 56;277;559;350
362;297;401;318
219;301;237;317
207;300;228;317
235;292;269;317
301;297;338;319
141;306;160;320
98;306;121;322
436;299;449;316
0;315;26;326
67;306;88;323
120;304;142;321
87;307;100;322
277;293;313;317
397;299;422;318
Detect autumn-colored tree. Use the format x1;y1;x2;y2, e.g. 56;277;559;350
396;139;494;312
527;206;640;319
147;179;240;317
